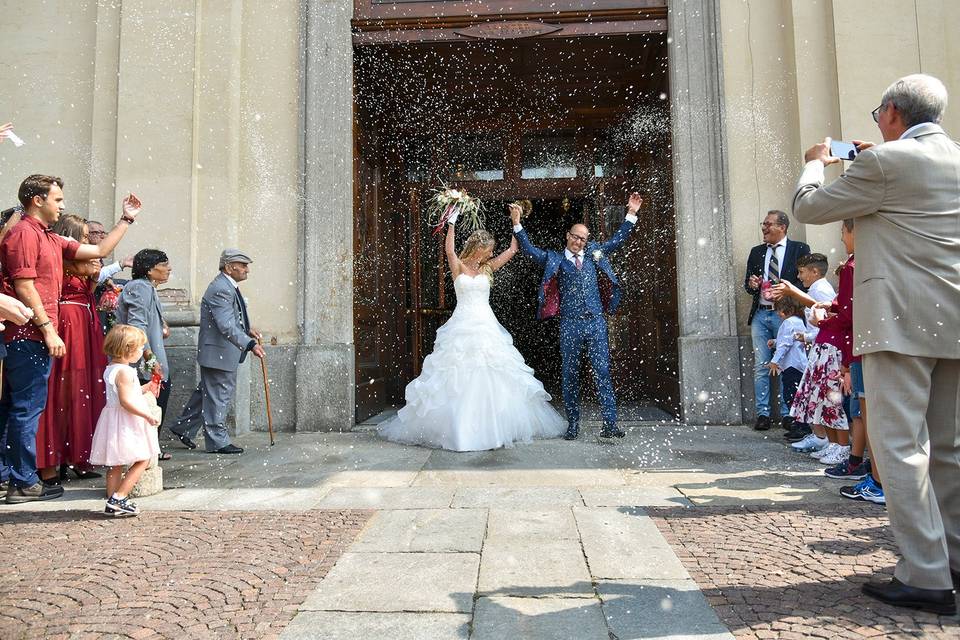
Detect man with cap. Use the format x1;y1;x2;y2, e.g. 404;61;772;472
171;249;264;454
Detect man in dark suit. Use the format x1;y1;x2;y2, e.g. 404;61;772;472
512;194;642;440
743;210;810;430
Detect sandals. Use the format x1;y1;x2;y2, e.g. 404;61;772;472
158;451;172;461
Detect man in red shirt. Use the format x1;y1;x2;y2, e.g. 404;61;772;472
0;174;143;503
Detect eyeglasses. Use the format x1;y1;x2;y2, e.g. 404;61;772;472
567;232;589;243
871;103;885;123
760;222;782;229
88;231;107;237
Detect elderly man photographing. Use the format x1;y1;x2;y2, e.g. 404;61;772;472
171;249;264;454
793;74;960;615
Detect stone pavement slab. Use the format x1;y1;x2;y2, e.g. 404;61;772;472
486;509;579;541
574;507;690;580
471;596;609;640
316;486;454;510
478;539;593;598
300;552;479;613
352;509;487;553
279;612;470;640
202;487;331;510
597;579;734;640
452;486;583;509
579;485;692;507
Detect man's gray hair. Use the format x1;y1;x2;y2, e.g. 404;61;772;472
881;74;948;127
767;209;790;230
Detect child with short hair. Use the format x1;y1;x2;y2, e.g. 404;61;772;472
88;324;161;517
794;253;836;345
766;296;808;422
777;253;837;443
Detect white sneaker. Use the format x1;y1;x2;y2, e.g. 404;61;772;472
820;445;850;466
811;442;838;459
791;434;828;452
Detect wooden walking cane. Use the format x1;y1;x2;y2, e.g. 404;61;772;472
257;338;275;446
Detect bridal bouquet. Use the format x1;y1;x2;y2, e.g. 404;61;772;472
427;186;485;234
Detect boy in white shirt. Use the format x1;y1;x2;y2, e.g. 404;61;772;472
771;253;835;443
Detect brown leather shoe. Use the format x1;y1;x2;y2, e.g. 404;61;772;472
861;577;956;616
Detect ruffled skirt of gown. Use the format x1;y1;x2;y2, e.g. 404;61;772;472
379;298;565;452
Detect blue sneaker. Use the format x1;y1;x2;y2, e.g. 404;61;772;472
839;475;885;505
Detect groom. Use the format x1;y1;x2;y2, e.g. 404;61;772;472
511;193;642;440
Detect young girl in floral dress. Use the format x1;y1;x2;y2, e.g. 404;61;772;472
789;219;856;467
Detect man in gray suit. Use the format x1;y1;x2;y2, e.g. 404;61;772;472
793;74;959;615
171;249;264;454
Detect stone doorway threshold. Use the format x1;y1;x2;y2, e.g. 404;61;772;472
354;403;677;432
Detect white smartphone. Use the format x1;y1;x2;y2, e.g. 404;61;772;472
830;140;857;161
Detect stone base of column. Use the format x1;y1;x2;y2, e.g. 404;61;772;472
678;335;744;425
294;343;355;432
130;455;163;498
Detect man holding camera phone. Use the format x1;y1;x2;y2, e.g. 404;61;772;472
793;74;960;615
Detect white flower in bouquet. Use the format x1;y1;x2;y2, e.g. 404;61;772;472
427;184;485;234
592;249;604;262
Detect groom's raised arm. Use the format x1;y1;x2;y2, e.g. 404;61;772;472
510;203;548;266
598;192;642;254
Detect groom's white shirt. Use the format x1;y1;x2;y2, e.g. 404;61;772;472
513;211;638;266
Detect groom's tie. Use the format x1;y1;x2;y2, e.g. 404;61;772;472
575;255;582;270
767;245;780;284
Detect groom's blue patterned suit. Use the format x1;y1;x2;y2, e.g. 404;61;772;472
514;216;637;434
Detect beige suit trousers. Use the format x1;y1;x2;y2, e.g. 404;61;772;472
862;351;960;589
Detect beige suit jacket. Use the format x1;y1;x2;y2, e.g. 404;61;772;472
792;123;960;359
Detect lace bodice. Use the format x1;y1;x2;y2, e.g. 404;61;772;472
453;273;492;309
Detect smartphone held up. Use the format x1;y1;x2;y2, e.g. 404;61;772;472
830;140;858;161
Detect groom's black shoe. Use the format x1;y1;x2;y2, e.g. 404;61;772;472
599;425;626;438
861;577;956;616
563;425;579;440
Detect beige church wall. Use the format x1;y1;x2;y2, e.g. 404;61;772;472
719;0;960;332
0;2;100;216
717;0;804;331
0;0;302;342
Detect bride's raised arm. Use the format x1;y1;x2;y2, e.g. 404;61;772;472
445;219;462;280
488;234;518;272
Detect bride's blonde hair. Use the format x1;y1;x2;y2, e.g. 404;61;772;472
459;230;495;279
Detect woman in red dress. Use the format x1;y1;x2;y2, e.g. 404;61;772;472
35;214;107;483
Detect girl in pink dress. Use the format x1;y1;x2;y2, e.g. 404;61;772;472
88;325;161;517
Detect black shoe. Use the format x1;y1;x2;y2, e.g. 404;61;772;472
599;426;626;438
6;481;64;504
780;416;794;430
861;578;956;616
754;415;771;431
175;433;197;450
563;425;579;441
59;464;102;480
784;423;812;442
210;444;244;454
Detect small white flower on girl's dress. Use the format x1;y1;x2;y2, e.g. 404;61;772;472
592;249;603;262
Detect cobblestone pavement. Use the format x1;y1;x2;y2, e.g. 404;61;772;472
0;510;370;640
650;503;960;639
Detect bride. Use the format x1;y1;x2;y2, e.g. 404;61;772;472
379;204;566;451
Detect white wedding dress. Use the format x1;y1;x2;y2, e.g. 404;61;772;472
379;273;566;451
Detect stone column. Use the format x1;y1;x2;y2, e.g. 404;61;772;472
668;0;743;424
298;0;355;431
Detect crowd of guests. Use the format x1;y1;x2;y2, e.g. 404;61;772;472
0;156;263;516
755;73;960;615
745;215;881;502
